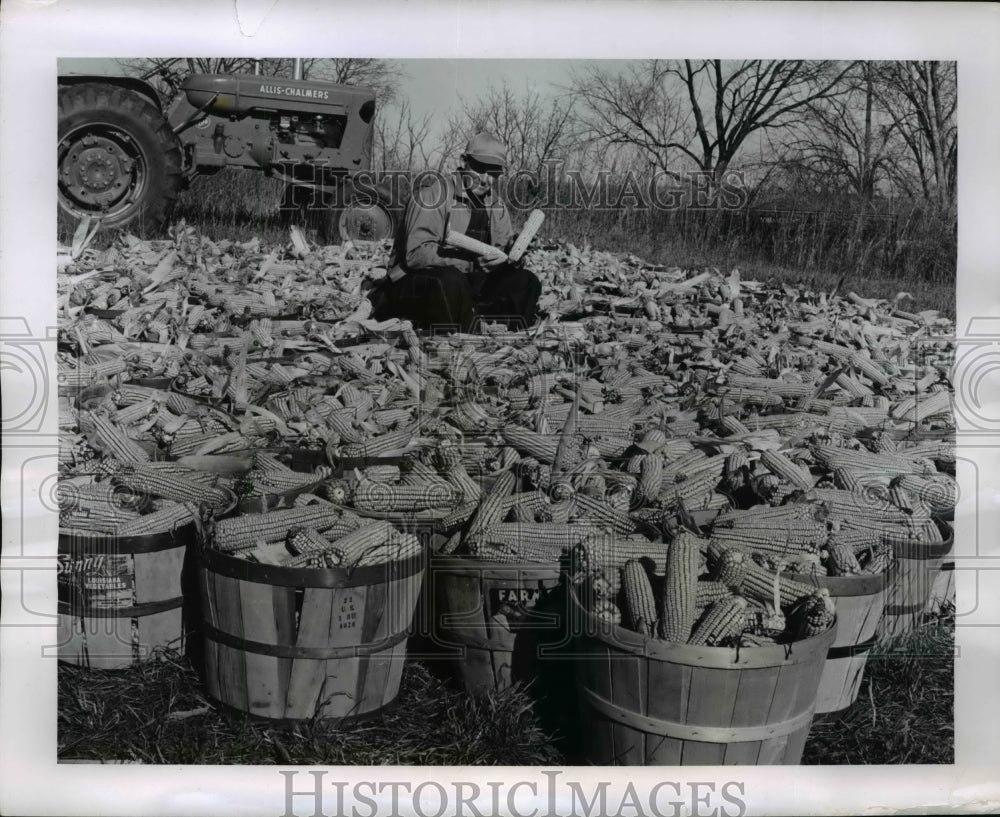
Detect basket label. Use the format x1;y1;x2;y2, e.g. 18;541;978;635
336;593;359;631
58;553;134;610
490;587;542;609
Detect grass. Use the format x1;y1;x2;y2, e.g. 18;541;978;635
58;656;561;765
58;611;953;766
802;609;955;765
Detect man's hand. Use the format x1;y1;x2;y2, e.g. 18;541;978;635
479;250;507;270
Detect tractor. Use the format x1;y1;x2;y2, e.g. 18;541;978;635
57;61;395;241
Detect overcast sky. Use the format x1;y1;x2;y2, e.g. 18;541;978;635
59;56;616;128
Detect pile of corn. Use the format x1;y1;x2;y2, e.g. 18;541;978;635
56;225;955;608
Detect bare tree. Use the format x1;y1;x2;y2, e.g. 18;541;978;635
874;61;956;214
783;61;895;204
569;59;859;189
375;100;437;171
300;58;403;104
450;81;574;176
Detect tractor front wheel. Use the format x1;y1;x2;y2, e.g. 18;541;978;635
332;200;395;244
58;83;183;233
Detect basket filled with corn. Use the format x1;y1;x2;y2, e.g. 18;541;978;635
57;472;236;670
194;497;427;723
570;530;838;766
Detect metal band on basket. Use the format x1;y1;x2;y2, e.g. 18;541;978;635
582;687;814;743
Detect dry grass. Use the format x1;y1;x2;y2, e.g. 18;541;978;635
59;613;953;766
59;657;561;765
802;608;954;765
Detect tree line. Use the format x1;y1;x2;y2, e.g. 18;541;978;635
117;58;957;282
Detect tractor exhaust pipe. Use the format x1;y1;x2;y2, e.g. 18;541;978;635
293;59;304;80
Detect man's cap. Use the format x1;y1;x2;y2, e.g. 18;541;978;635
463;132;507;169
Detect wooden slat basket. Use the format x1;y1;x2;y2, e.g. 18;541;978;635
571;589;836;766
878;520;954;640
196;542;426;723
424;555;567;695
786;571;887;714
57;503;227;670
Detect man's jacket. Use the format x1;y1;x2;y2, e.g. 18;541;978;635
389;171;513;280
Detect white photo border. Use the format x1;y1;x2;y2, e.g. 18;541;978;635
2;1;998;815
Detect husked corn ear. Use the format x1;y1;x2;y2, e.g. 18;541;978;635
214;505;347;551
572;532;667;576
61;505;142;533
719;415;751;437
758;449;813;490
118;502;196;536
445;462;482;504
340;424;416;458
352;478;458;512
285;527;345;565
824;539;862;576
896;473;956;514
723;452;750;490
469;535;566;564
330;519;394;566
571;492;636;534
113;464;231;508
658;532;700;642
353;533;423;567
474;522;607;552
689;596;748;646
695;580;733;607
466;470;516;540
635;454;664;507
790;591;836;639
622;560;658;637
84;412;151;464
848;352;890;386
438;500;480;534
714;547;747;588
739;558;820;610
500;425;558;464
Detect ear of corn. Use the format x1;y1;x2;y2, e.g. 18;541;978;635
689;595;749;646
790;592;837;639
658;533;701;642
736;557;819;611
118;501;197;536
329;519;394;566
713;547;747;589
84;412;151;464
758;448;813;490
695;580;733;607
622;560;658;637
465;470;516;540
571;492;636;534
825;539;862;576
352;478;458;513
213;505;348;552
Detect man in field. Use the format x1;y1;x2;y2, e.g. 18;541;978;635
372;133;542;333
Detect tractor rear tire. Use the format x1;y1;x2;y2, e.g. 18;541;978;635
58;83;184;234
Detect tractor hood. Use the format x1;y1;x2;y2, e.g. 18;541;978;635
182;74;377;118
